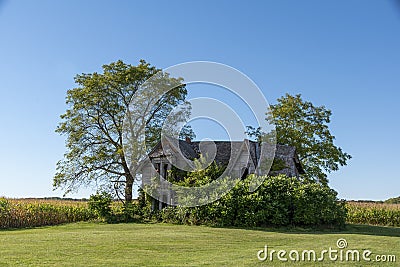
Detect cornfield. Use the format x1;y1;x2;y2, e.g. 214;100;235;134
346;201;400;227
0;198;97;229
2;198;400;229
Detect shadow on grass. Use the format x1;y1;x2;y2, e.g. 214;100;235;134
2;221;400;238
0;221;100;232
342;224;400;237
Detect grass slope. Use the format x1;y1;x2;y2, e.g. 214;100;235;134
0;223;399;266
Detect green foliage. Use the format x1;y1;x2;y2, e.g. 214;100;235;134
292;183;347;226
120;202;142;223
54;59;194;202
248;94;351;184
151;175;346;228
385;196;400;204
270;94;351;184
88;192;147;223
167;165;187;183
270;157;288;172
176;156;226;187
88;192;112;221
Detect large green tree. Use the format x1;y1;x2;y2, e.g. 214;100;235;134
54;60;193;202
248;93;351;184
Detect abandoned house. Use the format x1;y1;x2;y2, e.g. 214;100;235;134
140;137;305;210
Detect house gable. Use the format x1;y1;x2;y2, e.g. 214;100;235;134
145;138;304;179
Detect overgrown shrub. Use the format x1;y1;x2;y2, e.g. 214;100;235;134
119;202;142;223
88;192;146;223
149;175;347;228
88;192;112;222
292;183;346;227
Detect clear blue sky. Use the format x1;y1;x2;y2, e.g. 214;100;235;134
0;0;399;200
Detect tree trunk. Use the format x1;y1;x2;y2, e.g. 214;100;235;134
125;173;134;203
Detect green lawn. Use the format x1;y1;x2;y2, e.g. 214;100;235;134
0;223;398;266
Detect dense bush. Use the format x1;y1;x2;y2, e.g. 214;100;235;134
0;198;96;229
151;175;347;228
88;192;144;223
88;192;113;221
292;182;347;226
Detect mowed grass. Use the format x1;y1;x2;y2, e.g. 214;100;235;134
0;223;399;266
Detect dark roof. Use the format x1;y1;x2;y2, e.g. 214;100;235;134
148;137;198;160
177;140;198;159
148;138;305;174
274;144;305;174
189;141;234;165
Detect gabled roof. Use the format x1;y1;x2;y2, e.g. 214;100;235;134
148;138;305;174
274;144;305;174
177;139;198;159
148;137;198;160
189;141;234;165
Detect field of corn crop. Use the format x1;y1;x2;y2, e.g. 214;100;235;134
346;201;400;227
0;198;97;229
1;198;400;229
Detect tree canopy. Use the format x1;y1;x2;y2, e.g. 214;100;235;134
248;93;351;184
54;60;193;202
